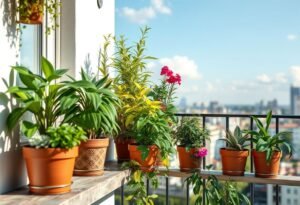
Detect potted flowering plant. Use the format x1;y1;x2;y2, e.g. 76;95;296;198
150;66;181;166
174;118;210;171
6;57;87;194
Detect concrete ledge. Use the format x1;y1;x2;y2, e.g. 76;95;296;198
0;166;129;205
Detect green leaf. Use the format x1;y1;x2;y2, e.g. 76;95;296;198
6;108;26;131
21;121;39;137
41;57;55;80
138;145;149;160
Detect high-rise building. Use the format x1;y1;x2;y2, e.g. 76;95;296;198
290;86;300;115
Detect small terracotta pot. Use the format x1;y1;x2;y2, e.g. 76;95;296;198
115;138;135;162
220;148;249;176
19;0;43;24
23;146;78;195
74;138;109;176
252;150;281;178
177;146;202;171
128;144;158;172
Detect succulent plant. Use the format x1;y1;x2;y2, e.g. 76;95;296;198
220;126;250;151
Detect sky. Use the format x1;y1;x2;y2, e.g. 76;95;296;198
115;0;300;106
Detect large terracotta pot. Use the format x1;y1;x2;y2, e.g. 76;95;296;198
115;138;135;162
220;148;249;176
19;0;43;24
74;138;109;176
252;150;281;178
177;146;202;171
128;144;158;172
23;146;78;195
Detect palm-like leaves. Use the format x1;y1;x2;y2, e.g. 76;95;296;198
246;111;293;162
219;126;250;151
6;57;68;136
61;69;120;139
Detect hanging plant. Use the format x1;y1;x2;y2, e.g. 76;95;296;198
16;0;61;35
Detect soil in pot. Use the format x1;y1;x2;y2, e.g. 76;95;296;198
128;144;158;172
23;146;78;195
115;138;135;163
177;146;202;172
252;150;281;178
74;138;109;176
220;148;249;176
19;0;43;24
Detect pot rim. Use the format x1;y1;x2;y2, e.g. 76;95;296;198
220;147;249;152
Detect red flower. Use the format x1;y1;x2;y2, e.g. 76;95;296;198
160;66;173;77
166;73;181;85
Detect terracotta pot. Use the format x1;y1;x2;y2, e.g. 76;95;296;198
19;0;43;24
23;146;78;195
128;144;158;172
177;146;202;171
115;138;135;162
252;150;281;178
220;148;249;176
74;138;109;176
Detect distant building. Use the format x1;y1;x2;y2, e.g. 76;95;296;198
290;86;300;115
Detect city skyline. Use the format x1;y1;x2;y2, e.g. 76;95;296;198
116;0;300;106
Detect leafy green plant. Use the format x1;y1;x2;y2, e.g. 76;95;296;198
174;118;210;149
46;124;87;149
246;111;292;161
122;161;159;205
61;69;120;139
133;110;174;160
6;57;69;137
113;26;156;137
186;166;250;205
17;0;61;35
219;126;250;151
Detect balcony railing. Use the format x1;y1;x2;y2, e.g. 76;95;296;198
117;113;300;205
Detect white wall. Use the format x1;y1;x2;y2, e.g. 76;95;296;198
0;0;28;194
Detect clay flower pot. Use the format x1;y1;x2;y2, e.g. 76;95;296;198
252;150;281;178
22;146;78;195
220;148;249;176
74;138;109;176
115;138;135;162
177;146;202;171
128;144;158;172
19;0;44;24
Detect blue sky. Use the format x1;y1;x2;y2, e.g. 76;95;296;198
116;0;300;105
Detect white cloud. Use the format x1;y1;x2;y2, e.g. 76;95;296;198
287;34;298;41
159;55;202;80
257;74;272;84
275;72;287;83
119;0;171;24
151;0;171;14
290;65;300;86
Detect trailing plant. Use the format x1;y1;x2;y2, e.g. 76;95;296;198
17;0;61;35
61;69;120;139
174;118;210;150
6;57;69;137
219;126;250;151
122;161;159;205
113;26;156;137
246;111;292;162
186;166;250;205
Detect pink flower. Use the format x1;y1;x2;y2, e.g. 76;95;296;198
194;147;208;158
160;66;173;77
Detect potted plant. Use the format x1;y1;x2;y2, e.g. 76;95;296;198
219;126;250;176
174;117;210;171
246;111;292;178
112;27;157;162
6;57;87;194
187;167;250;205
150;66;180;166
17;0;61;34
61;69;119;176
